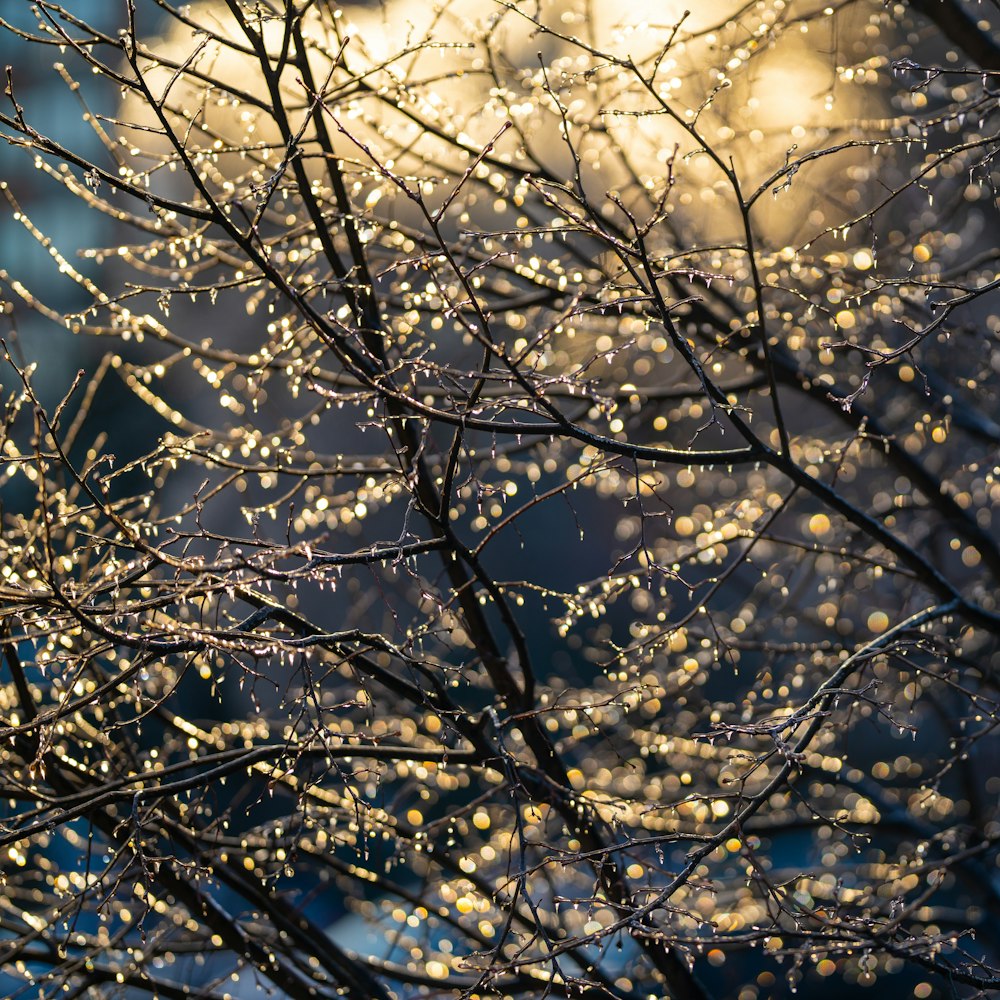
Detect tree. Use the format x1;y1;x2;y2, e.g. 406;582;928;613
2;1;1000;997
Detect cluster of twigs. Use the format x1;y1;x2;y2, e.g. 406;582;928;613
2;1;1000;997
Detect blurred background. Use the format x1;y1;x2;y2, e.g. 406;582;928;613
3;2;1000;998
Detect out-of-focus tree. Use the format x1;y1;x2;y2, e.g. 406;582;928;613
2;2;1000;997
